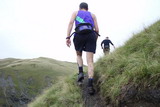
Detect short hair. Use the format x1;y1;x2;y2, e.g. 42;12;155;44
79;2;88;10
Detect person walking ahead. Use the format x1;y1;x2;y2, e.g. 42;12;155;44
101;37;115;55
66;2;99;95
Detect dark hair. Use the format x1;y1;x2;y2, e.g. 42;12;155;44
79;2;88;10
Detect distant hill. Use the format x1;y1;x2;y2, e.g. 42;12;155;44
94;20;160;106
0;57;77;107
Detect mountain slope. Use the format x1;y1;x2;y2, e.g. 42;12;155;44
0;57;77;107
26;20;160;107
94;20;160;106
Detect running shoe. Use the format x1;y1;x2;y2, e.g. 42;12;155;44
88;86;95;95
77;72;84;82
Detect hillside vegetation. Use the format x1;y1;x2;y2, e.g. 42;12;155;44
0;57;77;107
94;20;160;106
28;75;83;107
29;21;160;107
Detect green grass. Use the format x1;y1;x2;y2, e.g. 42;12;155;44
0;57;78;106
94;20;160;105
28;75;83;107
28;20;160;106
1;20;160;106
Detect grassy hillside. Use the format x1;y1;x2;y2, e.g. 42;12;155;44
28;75;83;107
29;20;160;107
94;20;160;106
0;57;78;107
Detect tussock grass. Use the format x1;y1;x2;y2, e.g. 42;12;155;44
94;20;160;105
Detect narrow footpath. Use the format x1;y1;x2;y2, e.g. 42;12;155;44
80;74;107;107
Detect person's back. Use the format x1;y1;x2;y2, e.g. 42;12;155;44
75;10;94;27
101;37;115;55
102;39;112;48
66;2;99;95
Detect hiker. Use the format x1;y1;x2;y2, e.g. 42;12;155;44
66;2;99;95
101;37;115;55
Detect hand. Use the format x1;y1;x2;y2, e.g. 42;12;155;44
66;39;71;47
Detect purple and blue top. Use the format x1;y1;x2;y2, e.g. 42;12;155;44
75;10;94;28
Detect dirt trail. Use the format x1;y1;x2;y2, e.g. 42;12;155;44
80;75;107;107
80;76;160;107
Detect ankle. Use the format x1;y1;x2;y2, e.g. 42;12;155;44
79;71;83;73
79;66;83;72
88;78;93;87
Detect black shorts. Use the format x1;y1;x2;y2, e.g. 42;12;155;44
73;32;97;53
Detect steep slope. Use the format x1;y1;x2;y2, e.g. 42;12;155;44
0;57;77;107
27;20;160;107
94;20;160;106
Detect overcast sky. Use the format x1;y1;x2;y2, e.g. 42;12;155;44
0;0;160;64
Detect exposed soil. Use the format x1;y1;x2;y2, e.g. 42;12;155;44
80;74;160;107
119;85;160;107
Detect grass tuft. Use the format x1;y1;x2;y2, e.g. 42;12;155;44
94;20;160;105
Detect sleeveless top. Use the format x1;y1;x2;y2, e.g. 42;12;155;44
75;10;94;28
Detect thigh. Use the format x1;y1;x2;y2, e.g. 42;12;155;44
73;34;85;52
104;48;110;55
76;51;82;56
85;33;97;53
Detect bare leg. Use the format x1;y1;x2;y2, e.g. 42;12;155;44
76;51;84;83
86;52;94;78
104;48;110;55
103;49;106;55
76;51;83;67
106;49;110;55
86;52;95;94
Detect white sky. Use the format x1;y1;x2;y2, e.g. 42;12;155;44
0;0;160;64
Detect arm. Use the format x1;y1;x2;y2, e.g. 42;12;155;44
66;11;77;47
101;40;104;49
91;13;99;38
67;11;77;37
109;40;115;49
